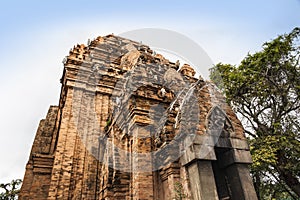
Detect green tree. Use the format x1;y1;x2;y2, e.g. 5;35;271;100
0;179;22;200
210;27;300;199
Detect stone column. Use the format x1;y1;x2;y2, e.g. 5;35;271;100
217;148;258;200
159;162;181;200
181;135;219;200
225;164;257;200
131;126;154;200
187;160;219;200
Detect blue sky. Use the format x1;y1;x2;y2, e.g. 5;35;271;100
0;0;299;183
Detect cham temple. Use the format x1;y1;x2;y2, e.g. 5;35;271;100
19;35;257;200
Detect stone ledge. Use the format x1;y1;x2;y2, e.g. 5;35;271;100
181;144;216;166
218;149;253;168
184;134;250;150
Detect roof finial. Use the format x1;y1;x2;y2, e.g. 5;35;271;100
179;64;196;77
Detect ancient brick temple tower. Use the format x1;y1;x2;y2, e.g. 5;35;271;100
19;35;257;200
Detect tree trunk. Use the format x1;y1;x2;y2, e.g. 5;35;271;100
276;151;300;198
278;168;300;197
253;173;262;200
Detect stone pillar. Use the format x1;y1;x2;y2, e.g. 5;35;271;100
131;126;154;200
225;164;257;200
181;134;258;200
187;160;219;200
216;147;258;200
181;135;219;200
159;162;181;200
47;88;78;199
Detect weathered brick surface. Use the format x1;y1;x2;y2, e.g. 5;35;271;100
19;35;257;199
19;106;58;200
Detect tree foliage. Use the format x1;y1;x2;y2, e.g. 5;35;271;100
0;179;22;200
210;27;300;199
